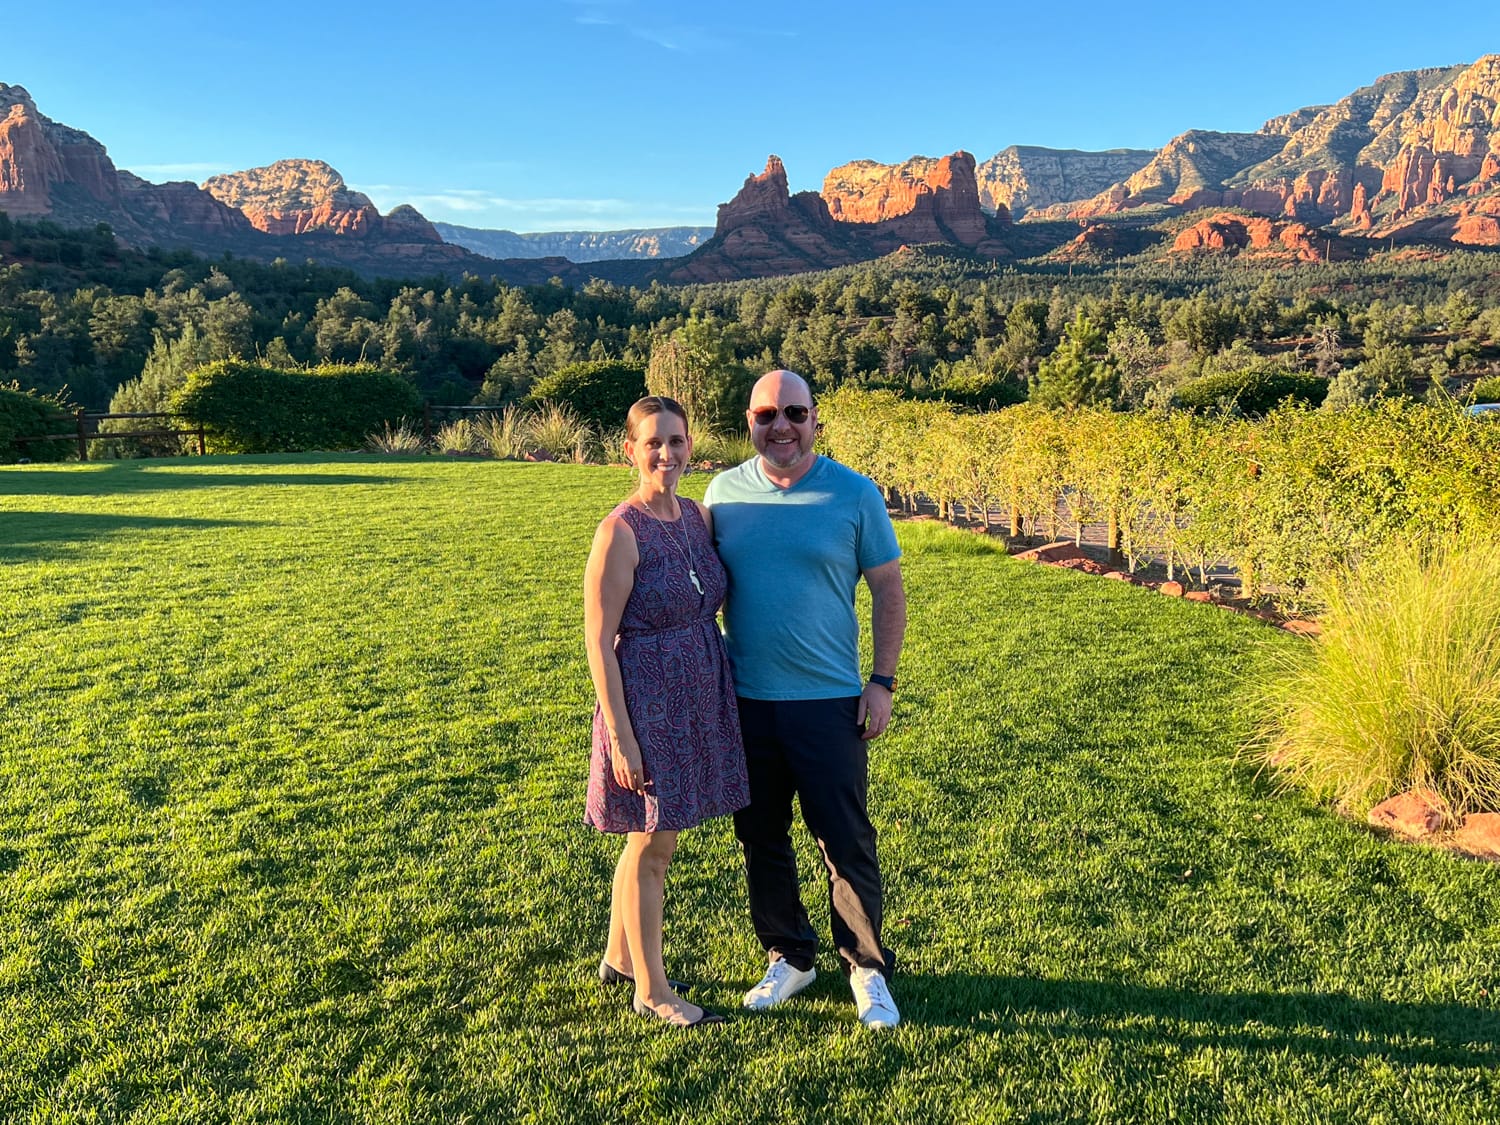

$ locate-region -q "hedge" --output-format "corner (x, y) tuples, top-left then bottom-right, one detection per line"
(171, 362), (423, 453)
(817, 389), (1500, 609)
(1172, 367), (1327, 415)
(523, 360), (647, 430)
(0, 385), (73, 463)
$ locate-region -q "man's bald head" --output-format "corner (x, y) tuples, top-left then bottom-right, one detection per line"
(749, 369), (812, 408)
(746, 369), (817, 481)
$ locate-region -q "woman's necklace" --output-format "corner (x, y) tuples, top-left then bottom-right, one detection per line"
(639, 492), (703, 596)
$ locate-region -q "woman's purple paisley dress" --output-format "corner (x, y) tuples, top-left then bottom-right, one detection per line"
(585, 498), (748, 833)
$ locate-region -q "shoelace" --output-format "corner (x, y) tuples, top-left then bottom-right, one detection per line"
(756, 963), (793, 992)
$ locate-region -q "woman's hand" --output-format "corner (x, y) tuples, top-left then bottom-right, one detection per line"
(610, 735), (647, 795)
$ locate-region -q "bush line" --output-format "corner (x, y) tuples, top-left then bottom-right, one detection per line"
(817, 389), (1500, 609)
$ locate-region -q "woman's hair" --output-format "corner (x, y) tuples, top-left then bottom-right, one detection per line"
(625, 395), (689, 440)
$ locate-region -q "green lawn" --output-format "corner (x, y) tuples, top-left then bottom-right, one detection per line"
(1, 455), (1496, 1124)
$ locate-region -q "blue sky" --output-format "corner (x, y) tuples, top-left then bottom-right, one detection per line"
(6, 3), (1499, 232)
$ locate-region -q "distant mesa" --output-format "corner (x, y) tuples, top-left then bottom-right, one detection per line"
(0, 86), (488, 277)
(434, 222), (712, 262)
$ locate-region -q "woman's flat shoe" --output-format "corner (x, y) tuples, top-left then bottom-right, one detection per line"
(632, 997), (727, 1027)
(598, 958), (689, 993)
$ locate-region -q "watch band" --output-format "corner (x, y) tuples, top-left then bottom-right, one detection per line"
(868, 673), (896, 692)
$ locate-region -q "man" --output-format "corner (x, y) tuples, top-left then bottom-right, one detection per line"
(703, 369), (907, 1031)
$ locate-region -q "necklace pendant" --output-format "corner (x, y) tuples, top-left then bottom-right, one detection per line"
(689, 569), (704, 595)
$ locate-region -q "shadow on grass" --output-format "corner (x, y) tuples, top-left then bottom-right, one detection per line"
(909, 973), (1498, 1067)
(0, 461), (404, 497)
(0, 511), (258, 563)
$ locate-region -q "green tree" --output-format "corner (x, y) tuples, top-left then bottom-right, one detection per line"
(1029, 314), (1118, 410)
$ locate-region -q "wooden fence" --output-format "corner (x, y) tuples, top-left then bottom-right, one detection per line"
(17, 410), (207, 460)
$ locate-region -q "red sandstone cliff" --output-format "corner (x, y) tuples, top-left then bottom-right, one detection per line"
(821, 151), (1007, 247)
(0, 84), (493, 278)
(0, 83), (120, 216)
(669, 154), (1011, 283)
(1047, 57), (1500, 245)
(203, 160), (380, 237)
(1170, 213), (1353, 261)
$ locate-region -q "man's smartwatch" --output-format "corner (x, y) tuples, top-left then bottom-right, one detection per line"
(867, 673), (897, 693)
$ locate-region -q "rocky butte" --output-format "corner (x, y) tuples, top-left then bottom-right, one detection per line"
(0, 84), (500, 278)
(669, 152), (1011, 283)
(203, 160), (380, 237)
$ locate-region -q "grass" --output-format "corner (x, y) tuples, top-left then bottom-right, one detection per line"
(1262, 537), (1500, 817)
(0, 457), (1497, 1123)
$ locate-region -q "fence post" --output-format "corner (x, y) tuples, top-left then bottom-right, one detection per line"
(196, 421), (206, 456)
(423, 402), (433, 445)
(75, 409), (88, 462)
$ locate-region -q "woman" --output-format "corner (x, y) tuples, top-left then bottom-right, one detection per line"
(583, 396), (748, 1028)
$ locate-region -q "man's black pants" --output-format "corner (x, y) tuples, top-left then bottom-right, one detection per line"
(733, 696), (893, 977)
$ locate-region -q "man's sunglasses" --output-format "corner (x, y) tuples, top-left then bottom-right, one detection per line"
(750, 405), (812, 426)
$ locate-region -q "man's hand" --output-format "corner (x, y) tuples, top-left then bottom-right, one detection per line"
(858, 682), (893, 741)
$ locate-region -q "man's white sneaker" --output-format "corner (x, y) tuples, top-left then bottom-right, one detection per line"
(850, 967), (900, 1030)
(742, 960), (816, 1010)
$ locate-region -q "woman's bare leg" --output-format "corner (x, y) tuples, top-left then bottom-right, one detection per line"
(618, 829), (703, 1024)
(603, 846), (632, 973)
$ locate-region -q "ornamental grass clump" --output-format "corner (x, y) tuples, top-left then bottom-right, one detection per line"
(1261, 536), (1500, 817)
(472, 407), (527, 459)
(693, 427), (755, 468)
(365, 422), (427, 454)
(524, 401), (594, 463)
(434, 417), (479, 454)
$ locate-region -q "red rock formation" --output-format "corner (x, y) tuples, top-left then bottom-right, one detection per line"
(1453, 213), (1500, 244)
(822, 152), (1010, 244)
(1349, 182), (1372, 229)
(1054, 222), (1161, 260)
(203, 159), (380, 237)
(670, 155), (1010, 283)
(118, 172), (254, 235)
(0, 83), (119, 216)
(1171, 212), (1345, 261)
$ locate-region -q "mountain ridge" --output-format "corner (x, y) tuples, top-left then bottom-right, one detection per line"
(6, 56), (1500, 285)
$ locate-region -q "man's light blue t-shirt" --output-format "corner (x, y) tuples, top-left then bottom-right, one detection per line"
(704, 455), (900, 701)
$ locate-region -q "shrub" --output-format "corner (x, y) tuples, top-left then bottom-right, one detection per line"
(1174, 366), (1326, 415)
(523, 360), (645, 430)
(1261, 537), (1500, 817)
(0, 382), (74, 462)
(1471, 375), (1500, 404)
(928, 358), (1028, 409)
(172, 361), (423, 453)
